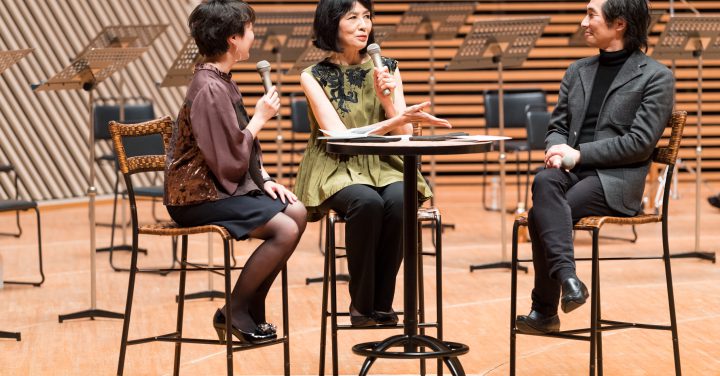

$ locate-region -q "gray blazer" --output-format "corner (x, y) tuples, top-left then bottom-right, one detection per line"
(546, 50), (675, 216)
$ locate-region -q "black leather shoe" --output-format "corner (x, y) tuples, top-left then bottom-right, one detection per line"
(349, 304), (377, 327)
(709, 195), (720, 209)
(516, 310), (560, 334)
(213, 309), (277, 344)
(561, 277), (589, 313)
(372, 309), (399, 326)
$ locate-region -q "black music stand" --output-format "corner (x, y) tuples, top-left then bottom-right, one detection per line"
(568, 11), (663, 46)
(0, 48), (33, 341)
(446, 17), (549, 272)
(34, 44), (149, 322)
(653, 16), (720, 263)
(251, 11), (314, 184)
(81, 25), (167, 256)
(387, 2), (475, 204)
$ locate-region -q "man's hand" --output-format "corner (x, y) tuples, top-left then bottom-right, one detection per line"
(263, 181), (297, 204)
(545, 144), (580, 170)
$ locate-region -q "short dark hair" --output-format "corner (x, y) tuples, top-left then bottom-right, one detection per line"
(188, 0), (255, 58)
(312, 0), (375, 54)
(602, 0), (650, 52)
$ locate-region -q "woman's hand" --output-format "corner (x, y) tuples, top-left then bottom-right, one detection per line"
(254, 86), (280, 123)
(263, 181), (298, 204)
(373, 67), (396, 100)
(401, 102), (451, 129)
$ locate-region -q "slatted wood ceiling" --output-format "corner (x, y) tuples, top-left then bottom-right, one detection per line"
(1, 0), (719, 200)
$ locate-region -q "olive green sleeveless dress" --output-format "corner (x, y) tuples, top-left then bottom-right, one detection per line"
(294, 57), (432, 222)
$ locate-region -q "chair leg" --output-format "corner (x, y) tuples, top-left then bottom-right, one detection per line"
(282, 266), (290, 376)
(4, 208), (44, 286)
(318, 223), (330, 376)
(589, 229), (599, 376)
(417, 220), (427, 376)
(434, 213), (444, 376)
(116, 229), (142, 376)
(328, 217), (340, 376)
(173, 236), (189, 376)
(509, 221), (520, 376)
(596, 251), (603, 376)
(662, 221), (682, 375)
(223, 239), (234, 376)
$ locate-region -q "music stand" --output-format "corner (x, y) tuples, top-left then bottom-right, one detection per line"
(82, 25), (167, 255)
(653, 16), (720, 263)
(387, 2), (475, 204)
(34, 46), (149, 322)
(568, 11), (663, 46)
(251, 11), (314, 184)
(0, 48), (33, 341)
(159, 38), (201, 88)
(446, 17), (549, 272)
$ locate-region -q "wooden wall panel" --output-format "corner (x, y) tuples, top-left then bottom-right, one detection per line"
(1, 0), (720, 200)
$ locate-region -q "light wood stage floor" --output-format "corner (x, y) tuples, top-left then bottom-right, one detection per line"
(1, 183), (719, 376)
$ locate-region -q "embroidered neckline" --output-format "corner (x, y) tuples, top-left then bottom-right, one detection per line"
(194, 63), (233, 82)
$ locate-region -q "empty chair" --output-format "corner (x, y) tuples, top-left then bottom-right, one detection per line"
(482, 89), (547, 212)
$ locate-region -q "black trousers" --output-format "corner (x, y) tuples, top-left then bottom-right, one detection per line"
(527, 168), (624, 316)
(321, 182), (404, 315)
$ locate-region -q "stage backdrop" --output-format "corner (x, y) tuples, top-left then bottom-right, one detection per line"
(1, 0), (719, 201)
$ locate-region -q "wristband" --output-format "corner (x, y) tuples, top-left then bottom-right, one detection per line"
(263, 176), (276, 183)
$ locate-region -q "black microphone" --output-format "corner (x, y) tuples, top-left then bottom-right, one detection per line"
(366, 43), (390, 96)
(256, 60), (272, 93)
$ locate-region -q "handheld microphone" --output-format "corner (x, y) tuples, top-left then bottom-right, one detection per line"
(256, 60), (272, 93)
(560, 154), (576, 170)
(366, 43), (390, 96)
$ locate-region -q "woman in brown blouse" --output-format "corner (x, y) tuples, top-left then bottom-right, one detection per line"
(164, 0), (306, 344)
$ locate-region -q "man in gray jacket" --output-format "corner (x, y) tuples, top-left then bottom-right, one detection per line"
(516, 0), (674, 334)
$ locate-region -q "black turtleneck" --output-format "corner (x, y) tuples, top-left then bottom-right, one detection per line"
(577, 48), (632, 145)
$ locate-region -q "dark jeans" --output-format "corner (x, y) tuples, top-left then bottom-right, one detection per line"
(528, 168), (624, 316)
(321, 182), (404, 315)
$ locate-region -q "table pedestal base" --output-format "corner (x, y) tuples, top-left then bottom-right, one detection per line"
(352, 334), (469, 376)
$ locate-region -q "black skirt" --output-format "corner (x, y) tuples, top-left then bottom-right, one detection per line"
(166, 193), (288, 240)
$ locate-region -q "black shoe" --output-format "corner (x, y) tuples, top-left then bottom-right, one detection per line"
(257, 321), (277, 335)
(213, 309), (277, 344)
(709, 195), (720, 209)
(516, 310), (560, 334)
(561, 277), (589, 313)
(372, 309), (399, 326)
(349, 304), (377, 327)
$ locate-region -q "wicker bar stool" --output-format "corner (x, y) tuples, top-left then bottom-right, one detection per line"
(509, 111), (687, 375)
(318, 205), (444, 376)
(111, 117), (290, 376)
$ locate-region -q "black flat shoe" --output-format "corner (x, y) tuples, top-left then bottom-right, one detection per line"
(561, 277), (589, 313)
(372, 309), (399, 326)
(213, 309), (277, 344)
(516, 310), (560, 334)
(349, 304), (377, 327)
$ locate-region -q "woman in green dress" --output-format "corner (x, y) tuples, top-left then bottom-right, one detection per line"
(295, 0), (450, 327)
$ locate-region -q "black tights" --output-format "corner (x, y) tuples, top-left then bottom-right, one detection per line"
(223, 201), (307, 332)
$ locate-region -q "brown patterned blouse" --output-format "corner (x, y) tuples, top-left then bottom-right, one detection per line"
(164, 64), (265, 206)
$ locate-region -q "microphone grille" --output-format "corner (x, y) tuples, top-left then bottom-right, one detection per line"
(366, 43), (381, 54)
(256, 60), (271, 72)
